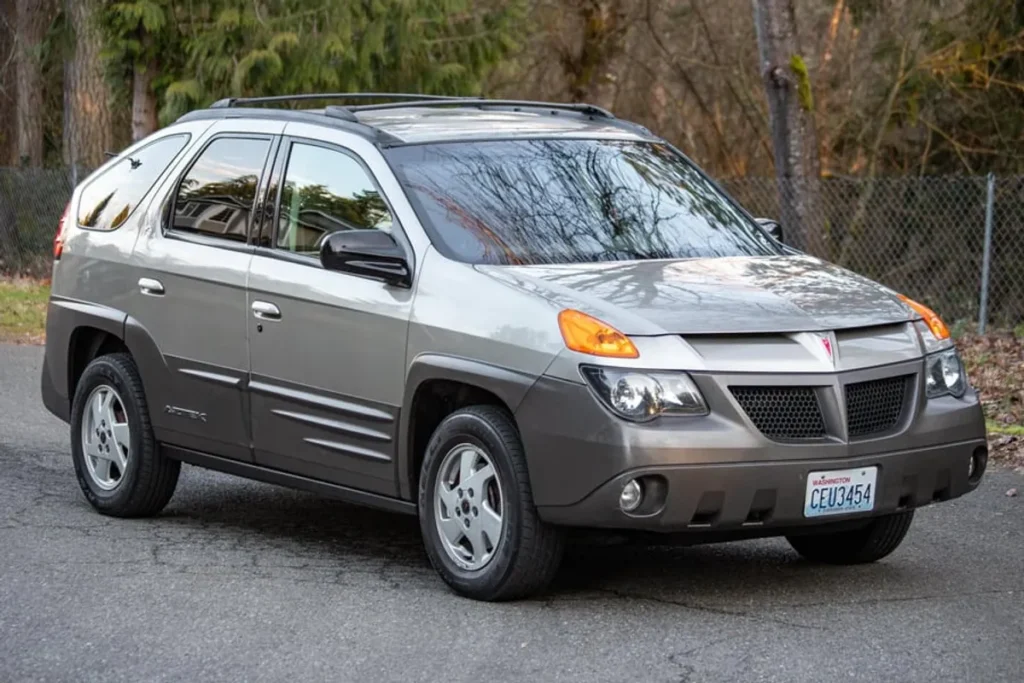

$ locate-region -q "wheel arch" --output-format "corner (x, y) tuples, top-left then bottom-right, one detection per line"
(42, 299), (127, 422)
(398, 354), (540, 501)
(41, 298), (169, 426)
(68, 326), (129, 398)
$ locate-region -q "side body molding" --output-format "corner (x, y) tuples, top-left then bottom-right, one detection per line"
(397, 354), (541, 500)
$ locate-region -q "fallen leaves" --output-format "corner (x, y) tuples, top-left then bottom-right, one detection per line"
(957, 331), (1024, 471)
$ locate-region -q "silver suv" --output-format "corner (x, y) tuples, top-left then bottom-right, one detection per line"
(41, 94), (988, 601)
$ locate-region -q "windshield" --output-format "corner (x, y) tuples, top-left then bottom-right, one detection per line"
(384, 138), (781, 265)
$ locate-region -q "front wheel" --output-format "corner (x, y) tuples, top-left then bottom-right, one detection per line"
(418, 405), (564, 601)
(786, 510), (915, 565)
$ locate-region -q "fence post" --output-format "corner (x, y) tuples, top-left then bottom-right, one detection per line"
(978, 172), (996, 334)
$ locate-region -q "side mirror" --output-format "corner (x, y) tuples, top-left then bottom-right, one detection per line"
(755, 218), (784, 243)
(320, 229), (412, 288)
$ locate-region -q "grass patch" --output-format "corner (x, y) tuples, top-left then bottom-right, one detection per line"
(0, 278), (50, 343)
(987, 420), (1024, 437)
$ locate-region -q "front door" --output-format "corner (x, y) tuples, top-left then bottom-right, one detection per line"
(247, 135), (413, 495)
(128, 121), (281, 461)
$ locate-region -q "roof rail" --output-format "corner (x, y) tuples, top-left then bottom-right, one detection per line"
(350, 98), (616, 119)
(207, 93), (615, 119)
(209, 93), (468, 108)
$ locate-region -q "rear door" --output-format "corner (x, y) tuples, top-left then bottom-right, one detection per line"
(128, 119), (282, 461)
(246, 127), (415, 495)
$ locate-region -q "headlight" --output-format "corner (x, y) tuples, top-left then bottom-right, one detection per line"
(580, 366), (708, 422)
(925, 349), (966, 399)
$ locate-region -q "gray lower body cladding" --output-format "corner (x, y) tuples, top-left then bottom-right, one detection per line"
(536, 439), (986, 531)
(516, 369), (987, 531)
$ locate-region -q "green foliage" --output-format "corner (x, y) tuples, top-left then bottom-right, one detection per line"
(100, 1), (172, 66)
(789, 54), (813, 112)
(151, 0), (526, 123)
(99, 0), (181, 111)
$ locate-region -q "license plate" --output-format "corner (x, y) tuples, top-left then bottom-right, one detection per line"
(804, 467), (878, 518)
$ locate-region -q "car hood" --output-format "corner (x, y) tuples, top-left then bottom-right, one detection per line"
(477, 255), (914, 335)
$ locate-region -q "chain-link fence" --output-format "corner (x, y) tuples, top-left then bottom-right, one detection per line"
(1, 166), (1022, 329)
(0, 167), (78, 279)
(722, 175), (1024, 331)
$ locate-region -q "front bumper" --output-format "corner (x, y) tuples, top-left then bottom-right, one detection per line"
(514, 363), (987, 532)
(536, 439), (986, 531)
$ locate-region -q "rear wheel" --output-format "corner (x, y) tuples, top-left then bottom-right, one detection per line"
(418, 405), (564, 601)
(786, 511), (914, 564)
(70, 353), (180, 517)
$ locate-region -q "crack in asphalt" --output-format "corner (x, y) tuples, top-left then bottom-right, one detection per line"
(777, 587), (1022, 609)
(586, 586), (819, 629)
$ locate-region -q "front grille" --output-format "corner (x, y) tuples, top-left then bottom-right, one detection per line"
(845, 375), (910, 437)
(730, 386), (826, 440)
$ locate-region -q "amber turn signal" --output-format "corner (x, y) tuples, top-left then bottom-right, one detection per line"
(899, 294), (950, 340)
(558, 309), (639, 358)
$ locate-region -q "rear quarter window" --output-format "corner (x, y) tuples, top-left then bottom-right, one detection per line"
(77, 133), (191, 231)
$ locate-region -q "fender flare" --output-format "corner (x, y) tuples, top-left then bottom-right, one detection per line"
(45, 298), (127, 400)
(396, 354), (540, 500)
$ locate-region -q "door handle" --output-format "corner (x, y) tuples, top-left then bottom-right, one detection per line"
(138, 278), (165, 296)
(252, 301), (281, 321)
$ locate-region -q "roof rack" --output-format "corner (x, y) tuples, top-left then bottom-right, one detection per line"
(209, 93), (467, 108)
(349, 98), (615, 119)
(207, 93), (616, 120)
(186, 93), (636, 143)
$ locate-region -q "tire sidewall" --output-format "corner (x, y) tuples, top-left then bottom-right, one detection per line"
(70, 357), (147, 510)
(418, 411), (524, 596)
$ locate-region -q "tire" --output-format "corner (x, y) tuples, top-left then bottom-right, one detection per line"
(418, 405), (564, 601)
(786, 510), (915, 565)
(69, 352), (180, 517)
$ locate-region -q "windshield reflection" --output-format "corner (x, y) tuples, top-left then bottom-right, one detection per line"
(387, 139), (780, 265)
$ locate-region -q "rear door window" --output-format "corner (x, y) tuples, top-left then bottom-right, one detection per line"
(77, 134), (190, 231)
(171, 137), (272, 243)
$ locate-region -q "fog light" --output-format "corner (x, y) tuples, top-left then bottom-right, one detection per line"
(620, 479), (643, 512)
(968, 446), (987, 484)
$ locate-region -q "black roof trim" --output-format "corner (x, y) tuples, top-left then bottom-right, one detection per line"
(348, 98), (616, 119)
(175, 107), (401, 145)
(209, 93), (467, 108)
(178, 94), (652, 143)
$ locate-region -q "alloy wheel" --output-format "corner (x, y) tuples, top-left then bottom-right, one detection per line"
(80, 385), (131, 491)
(434, 443), (505, 571)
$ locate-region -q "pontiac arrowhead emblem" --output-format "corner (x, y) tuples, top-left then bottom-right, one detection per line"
(815, 332), (837, 367)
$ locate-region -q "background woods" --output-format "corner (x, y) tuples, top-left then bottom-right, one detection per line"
(0, 0), (1023, 327)
(1, 0), (1023, 176)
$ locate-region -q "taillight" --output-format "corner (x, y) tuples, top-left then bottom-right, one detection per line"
(54, 202), (70, 260)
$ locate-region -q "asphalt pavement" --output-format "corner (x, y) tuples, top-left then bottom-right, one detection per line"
(1, 343), (1022, 683)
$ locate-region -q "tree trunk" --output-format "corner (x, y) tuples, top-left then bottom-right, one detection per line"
(751, 0), (824, 256)
(0, 2), (19, 272)
(63, 0), (113, 174)
(15, 0), (52, 167)
(131, 58), (158, 141)
(1, 0), (16, 166)
(563, 0), (630, 112)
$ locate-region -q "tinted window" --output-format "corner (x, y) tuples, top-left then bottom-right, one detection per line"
(275, 143), (393, 255)
(385, 139), (781, 265)
(78, 134), (189, 230)
(172, 137), (271, 242)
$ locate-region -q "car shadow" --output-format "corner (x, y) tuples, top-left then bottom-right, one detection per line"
(147, 469), (921, 604)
